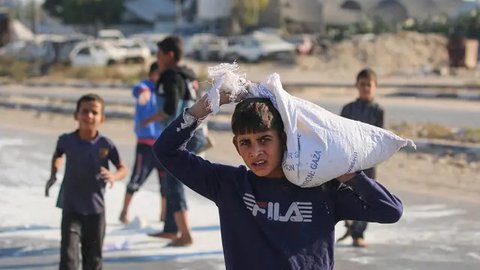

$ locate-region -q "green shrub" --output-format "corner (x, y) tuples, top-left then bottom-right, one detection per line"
(419, 123), (454, 140)
(459, 127), (480, 143)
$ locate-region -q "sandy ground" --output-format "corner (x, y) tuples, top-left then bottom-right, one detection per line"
(1, 107), (479, 205)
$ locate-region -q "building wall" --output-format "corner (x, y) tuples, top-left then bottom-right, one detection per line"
(197, 0), (232, 20)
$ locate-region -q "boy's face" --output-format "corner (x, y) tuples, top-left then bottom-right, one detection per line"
(74, 100), (104, 132)
(356, 77), (376, 101)
(150, 70), (160, 83)
(233, 130), (285, 178)
(156, 48), (174, 71)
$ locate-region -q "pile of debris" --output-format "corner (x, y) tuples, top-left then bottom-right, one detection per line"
(321, 31), (449, 77)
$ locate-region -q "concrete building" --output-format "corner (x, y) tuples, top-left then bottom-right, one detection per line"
(121, 0), (231, 34)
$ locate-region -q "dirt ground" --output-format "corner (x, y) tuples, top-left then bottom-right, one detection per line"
(1, 107), (478, 205)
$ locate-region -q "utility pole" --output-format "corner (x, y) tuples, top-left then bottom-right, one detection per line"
(29, 0), (36, 35)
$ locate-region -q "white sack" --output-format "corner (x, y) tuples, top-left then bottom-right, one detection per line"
(206, 63), (415, 187)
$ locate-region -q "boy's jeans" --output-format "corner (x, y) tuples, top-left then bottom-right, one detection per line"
(60, 211), (105, 270)
(162, 128), (206, 233)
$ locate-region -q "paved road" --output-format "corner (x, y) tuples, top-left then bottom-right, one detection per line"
(1, 84), (480, 128)
(0, 124), (479, 270)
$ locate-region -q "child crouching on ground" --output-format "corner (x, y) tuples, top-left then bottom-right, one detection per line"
(153, 92), (403, 270)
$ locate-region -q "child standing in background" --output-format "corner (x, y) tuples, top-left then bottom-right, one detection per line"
(339, 68), (385, 247)
(119, 62), (168, 225)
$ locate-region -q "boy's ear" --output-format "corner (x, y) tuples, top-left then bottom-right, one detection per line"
(73, 112), (78, 121)
(167, 51), (175, 62)
(232, 136), (240, 155)
(101, 114), (106, 123)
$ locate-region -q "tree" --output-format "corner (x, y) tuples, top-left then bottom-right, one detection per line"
(42, 0), (123, 25)
(231, 0), (269, 33)
(451, 8), (480, 40)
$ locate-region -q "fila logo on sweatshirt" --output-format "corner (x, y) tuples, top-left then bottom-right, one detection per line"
(243, 193), (313, 222)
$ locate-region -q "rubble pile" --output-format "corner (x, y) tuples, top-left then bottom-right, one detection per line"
(324, 31), (449, 76)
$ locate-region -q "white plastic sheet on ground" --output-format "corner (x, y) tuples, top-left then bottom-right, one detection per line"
(206, 63), (416, 187)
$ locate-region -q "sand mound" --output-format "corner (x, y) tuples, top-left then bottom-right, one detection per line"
(322, 31), (449, 77)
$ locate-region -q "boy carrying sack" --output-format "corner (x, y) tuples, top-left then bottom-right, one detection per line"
(152, 65), (404, 269)
(205, 63), (415, 187)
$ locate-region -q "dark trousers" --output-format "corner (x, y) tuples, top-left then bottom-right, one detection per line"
(126, 143), (166, 195)
(59, 211), (105, 270)
(350, 167), (376, 239)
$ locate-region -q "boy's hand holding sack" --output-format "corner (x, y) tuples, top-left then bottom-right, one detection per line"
(205, 63), (416, 187)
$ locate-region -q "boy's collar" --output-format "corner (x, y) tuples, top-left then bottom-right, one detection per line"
(75, 129), (101, 142)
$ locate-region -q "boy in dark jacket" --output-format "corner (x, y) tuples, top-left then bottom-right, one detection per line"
(339, 68), (385, 247)
(153, 88), (402, 269)
(143, 36), (204, 246)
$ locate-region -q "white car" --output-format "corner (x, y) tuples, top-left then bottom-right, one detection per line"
(69, 40), (126, 67)
(130, 33), (168, 55)
(220, 31), (295, 63)
(116, 39), (151, 63)
(98, 29), (124, 41)
(185, 33), (227, 61)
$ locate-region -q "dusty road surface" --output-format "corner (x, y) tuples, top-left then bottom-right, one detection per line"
(0, 107), (479, 270)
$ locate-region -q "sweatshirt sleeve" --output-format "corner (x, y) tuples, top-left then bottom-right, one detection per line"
(334, 172), (403, 224)
(153, 111), (229, 203)
(340, 103), (350, 118)
(132, 83), (147, 99)
(376, 106), (385, 128)
(54, 134), (66, 157)
(161, 72), (183, 116)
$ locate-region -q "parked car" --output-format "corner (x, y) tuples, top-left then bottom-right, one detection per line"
(69, 40), (126, 67)
(97, 29), (124, 41)
(130, 32), (168, 55)
(185, 33), (227, 61)
(116, 39), (151, 63)
(220, 31), (295, 63)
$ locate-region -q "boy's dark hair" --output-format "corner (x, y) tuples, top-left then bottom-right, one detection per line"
(75, 94), (105, 114)
(356, 68), (377, 84)
(157, 36), (183, 62)
(149, 62), (159, 75)
(231, 98), (284, 135)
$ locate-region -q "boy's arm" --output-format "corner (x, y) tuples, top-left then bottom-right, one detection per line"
(45, 152), (63, 197)
(100, 162), (128, 188)
(142, 75), (181, 127)
(162, 75), (182, 116)
(133, 83), (152, 106)
(101, 142), (128, 188)
(132, 83), (142, 98)
(376, 107), (384, 128)
(334, 172), (403, 224)
(142, 111), (168, 127)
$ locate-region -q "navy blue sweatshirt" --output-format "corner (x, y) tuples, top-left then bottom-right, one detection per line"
(154, 112), (403, 270)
